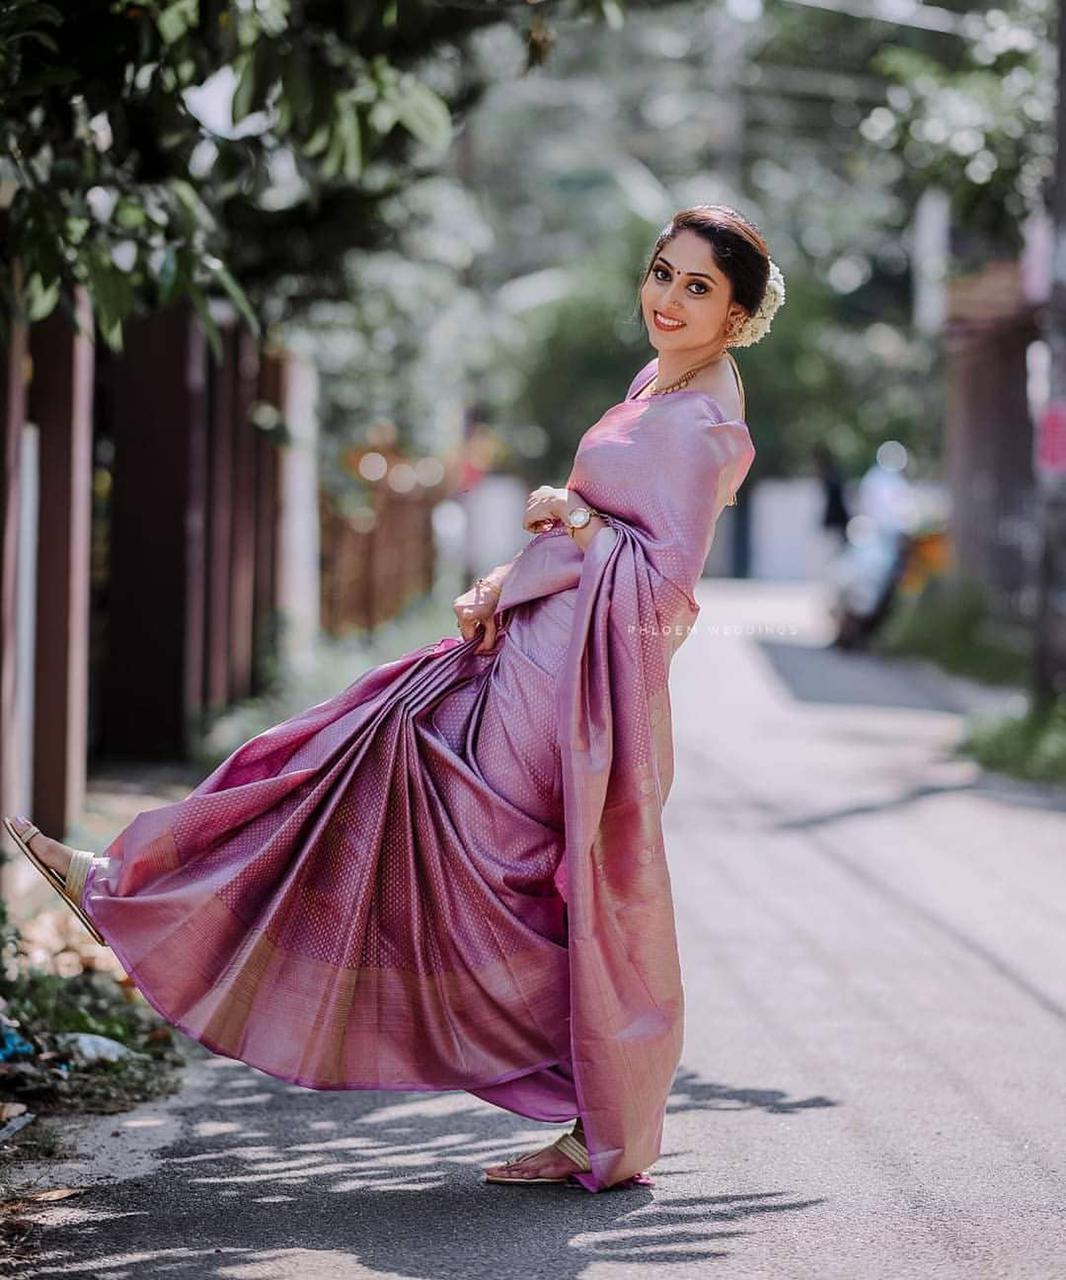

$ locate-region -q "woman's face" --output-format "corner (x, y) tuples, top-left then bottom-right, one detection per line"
(640, 229), (748, 355)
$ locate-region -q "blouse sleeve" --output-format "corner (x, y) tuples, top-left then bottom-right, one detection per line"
(564, 402), (756, 636)
(624, 357), (657, 402)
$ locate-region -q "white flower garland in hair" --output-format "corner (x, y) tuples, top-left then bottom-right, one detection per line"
(729, 259), (786, 348)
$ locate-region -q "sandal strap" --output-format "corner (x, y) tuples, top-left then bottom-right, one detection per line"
(64, 848), (94, 906)
(552, 1131), (591, 1171)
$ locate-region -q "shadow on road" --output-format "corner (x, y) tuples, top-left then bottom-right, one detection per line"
(758, 638), (1014, 715)
(668, 1066), (836, 1118)
(20, 1053), (827, 1278)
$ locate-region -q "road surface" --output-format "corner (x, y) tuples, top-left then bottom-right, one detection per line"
(14, 581), (1066, 1279)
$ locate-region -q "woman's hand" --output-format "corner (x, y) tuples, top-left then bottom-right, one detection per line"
(453, 577), (502, 654)
(523, 485), (570, 534)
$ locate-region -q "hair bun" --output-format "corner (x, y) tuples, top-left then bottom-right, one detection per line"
(730, 259), (786, 348)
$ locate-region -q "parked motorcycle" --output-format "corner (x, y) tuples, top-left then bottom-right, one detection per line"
(827, 519), (951, 650)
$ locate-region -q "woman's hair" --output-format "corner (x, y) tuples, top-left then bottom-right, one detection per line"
(634, 204), (771, 321)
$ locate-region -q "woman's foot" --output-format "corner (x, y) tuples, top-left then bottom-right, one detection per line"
(483, 1140), (587, 1183)
(5, 814), (108, 947)
(5, 815), (74, 878)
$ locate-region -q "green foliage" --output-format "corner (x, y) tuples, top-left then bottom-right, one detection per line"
(0, 894), (183, 1114)
(4, 964), (155, 1046)
(874, 571), (1033, 686)
(859, 0), (1054, 261)
(0, 0), (631, 352)
(872, 570), (1066, 783)
(0, 0), (263, 352)
(959, 696), (1066, 784)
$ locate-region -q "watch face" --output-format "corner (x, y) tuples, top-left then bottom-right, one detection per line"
(569, 507), (591, 528)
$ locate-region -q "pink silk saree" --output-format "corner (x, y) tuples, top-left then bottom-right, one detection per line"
(80, 356), (755, 1191)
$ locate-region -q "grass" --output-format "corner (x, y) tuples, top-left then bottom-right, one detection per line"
(956, 697), (1066, 785)
(873, 571), (1066, 786)
(872, 572), (1032, 687)
(1, 906), (185, 1120)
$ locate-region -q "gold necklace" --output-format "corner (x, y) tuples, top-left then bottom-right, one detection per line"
(649, 351), (725, 396)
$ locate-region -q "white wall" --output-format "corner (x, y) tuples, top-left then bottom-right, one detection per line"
(748, 477), (949, 581)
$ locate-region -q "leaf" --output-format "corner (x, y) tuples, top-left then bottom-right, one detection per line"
(17, 3), (63, 26)
(170, 179), (214, 230)
(157, 247), (180, 304)
(302, 122), (331, 158)
(596, 0), (626, 29)
(188, 287), (222, 363)
(85, 250), (132, 352)
(211, 262), (260, 338)
(25, 272), (59, 322)
(393, 78), (452, 151)
(232, 39), (277, 125)
(96, 311), (124, 353)
(338, 104), (363, 179)
(320, 120), (347, 181)
(368, 97), (398, 135)
(281, 48), (311, 129)
(27, 1187), (84, 1202)
(13, 29), (59, 55)
(231, 50), (258, 125)
(65, 216), (90, 246)
(114, 200), (147, 231)
(157, 0), (198, 46)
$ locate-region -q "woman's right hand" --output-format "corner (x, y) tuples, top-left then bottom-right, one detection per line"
(453, 578), (501, 653)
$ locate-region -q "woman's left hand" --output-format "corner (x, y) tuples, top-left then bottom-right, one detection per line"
(524, 485), (569, 533)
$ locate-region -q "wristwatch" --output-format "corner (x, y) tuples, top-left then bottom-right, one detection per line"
(563, 504), (602, 538)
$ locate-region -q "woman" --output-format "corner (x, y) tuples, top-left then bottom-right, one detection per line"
(5, 203), (783, 1192)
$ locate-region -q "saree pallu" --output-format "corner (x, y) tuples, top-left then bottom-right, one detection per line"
(81, 360), (756, 1191)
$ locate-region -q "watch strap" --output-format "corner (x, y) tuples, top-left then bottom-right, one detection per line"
(564, 504), (604, 537)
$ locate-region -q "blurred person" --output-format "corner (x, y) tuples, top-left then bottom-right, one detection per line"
(6, 206), (783, 1193)
(811, 440), (851, 580)
(826, 514), (904, 648)
(813, 441), (850, 545)
(828, 442), (918, 648)
(856, 440), (917, 553)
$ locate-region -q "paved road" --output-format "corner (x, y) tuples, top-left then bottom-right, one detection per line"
(15, 581), (1066, 1279)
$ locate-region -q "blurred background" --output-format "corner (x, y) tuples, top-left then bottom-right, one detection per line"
(1, 0), (1064, 950)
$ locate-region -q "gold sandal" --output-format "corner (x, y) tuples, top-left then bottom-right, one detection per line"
(3, 815), (106, 945)
(483, 1129), (592, 1185)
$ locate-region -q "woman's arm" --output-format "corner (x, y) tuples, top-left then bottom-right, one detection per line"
(564, 512), (609, 553)
(476, 547), (525, 595)
(545, 490), (611, 554)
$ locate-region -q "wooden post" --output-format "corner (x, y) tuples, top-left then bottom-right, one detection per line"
(0, 260), (28, 850)
(228, 329), (258, 700)
(204, 321), (237, 715)
(28, 287), (94, 834)
(944, 260), (1038, 621)
(253, 348), (282, 692)
(100, 301), (208, 758)
(1033, 0), (1066, 702)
